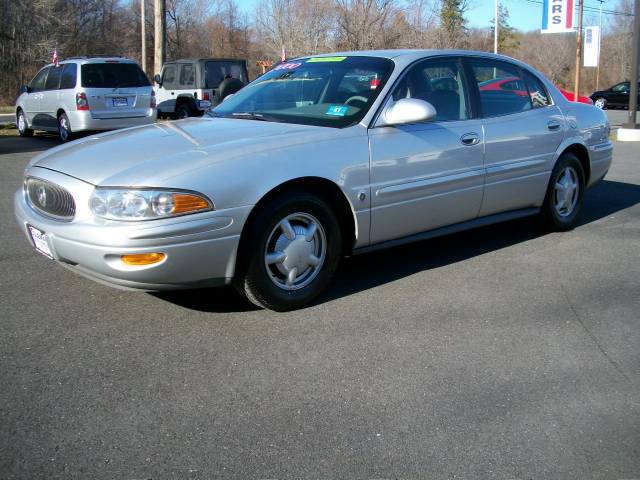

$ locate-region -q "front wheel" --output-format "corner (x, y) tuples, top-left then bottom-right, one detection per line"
(594, 97), (607, 109)
(16, 110), (33, 137)
(541, 153), (585, 231)
(58, 112), (73, 142)
(234, 192), (342, 311)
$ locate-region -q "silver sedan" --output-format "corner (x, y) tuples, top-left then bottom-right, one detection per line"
(14, 50), (613, 311)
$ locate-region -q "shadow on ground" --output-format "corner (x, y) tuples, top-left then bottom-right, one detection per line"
(154, 179), (640, 313)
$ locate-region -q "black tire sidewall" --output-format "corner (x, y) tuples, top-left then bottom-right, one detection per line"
(176, 104), (191, 119)
(238, 193), (342, 311)
(543, 153), (585, 231)
(58, 113), (72, 142)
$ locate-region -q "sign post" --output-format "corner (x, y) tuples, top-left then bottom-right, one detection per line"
(573, 0), (584, 103)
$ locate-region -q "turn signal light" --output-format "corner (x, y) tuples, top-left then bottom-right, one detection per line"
(121, 252), (166, 266)
(173, 194), (211, 214)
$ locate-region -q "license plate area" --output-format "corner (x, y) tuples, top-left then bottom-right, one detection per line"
(112, 97), (128, 107)
(27, 225), (53, 259)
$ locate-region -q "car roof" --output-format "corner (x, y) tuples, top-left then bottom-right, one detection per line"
(165, 58), (247, 64)
(44, 57), (138, 67)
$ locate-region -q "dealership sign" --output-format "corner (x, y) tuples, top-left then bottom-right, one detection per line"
(541, 0), (574, 33)
(584, 26), (601, 67)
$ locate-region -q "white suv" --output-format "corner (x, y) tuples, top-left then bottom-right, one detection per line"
(15, 56), (156, 142)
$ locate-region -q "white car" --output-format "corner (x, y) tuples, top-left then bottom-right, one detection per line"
(15, 56), (156, 142)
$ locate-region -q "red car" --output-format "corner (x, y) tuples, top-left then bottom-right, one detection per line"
(478, 76), (528, 97)
(556, 86), (593, 105)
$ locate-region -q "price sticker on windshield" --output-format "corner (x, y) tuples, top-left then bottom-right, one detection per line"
(274, 62), (301, 71)
(326, 105), (349, 116)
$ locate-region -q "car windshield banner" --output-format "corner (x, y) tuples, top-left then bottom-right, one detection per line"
(541, 0), (574, 33)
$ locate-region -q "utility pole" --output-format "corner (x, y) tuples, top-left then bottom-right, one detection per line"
(141, 0), (146, 74)
(154, 0), (165, 76)
(625, 0), (639, 128)
(573, 0), (584, 102)
(595, 0), (604, 90)
(494, 0), (499, 54)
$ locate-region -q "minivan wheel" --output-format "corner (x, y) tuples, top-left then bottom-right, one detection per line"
(16, 110), (33, 137)
(594, 97), (607, 109)
(58, 113), (73, 142)
(234, 192), (342, 311)
(176, 104), (192, 119)
(541, 153), (585, 231)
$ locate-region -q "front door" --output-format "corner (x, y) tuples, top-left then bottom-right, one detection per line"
(369, 57), (485, 244)
(25, 67), (50, 127)
(156, 64), (177, 113)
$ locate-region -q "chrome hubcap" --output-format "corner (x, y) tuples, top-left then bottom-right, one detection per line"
(554, 166), (579, 217)
(595, 98), (605, 109)
(18, 113), (25, 132)
(264, 213), (326, 291)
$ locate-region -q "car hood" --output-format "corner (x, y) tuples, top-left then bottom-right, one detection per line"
(29, 117), (336, 186)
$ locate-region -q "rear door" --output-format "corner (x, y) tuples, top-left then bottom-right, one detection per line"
(466, 58), (564, 216)
(81, 61), (152, 119)
(41, 64), (63, 128)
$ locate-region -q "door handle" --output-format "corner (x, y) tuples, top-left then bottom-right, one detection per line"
(460, 132), (480, 146)
(547, 120), (561, 130)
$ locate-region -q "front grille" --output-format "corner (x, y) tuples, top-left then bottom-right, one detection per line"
(25, 177), (76, 221)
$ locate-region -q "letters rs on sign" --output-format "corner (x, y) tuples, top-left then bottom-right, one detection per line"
(541, 0), (574, 33)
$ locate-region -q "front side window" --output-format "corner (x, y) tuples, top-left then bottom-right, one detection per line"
(81, 62), (150, 88)
(44, 65), (63, 90)
(180, 64), (195, 87)
(389, 57), (469, 121)
(30, 67), (50, 92)
(523, 70), (551, 108)
(162, 65), (176, 89)
(611, 82), (629, 92)
(212, 56), (394, 128)
(470, 59), (532, 117)
(60, 63), (77, 89)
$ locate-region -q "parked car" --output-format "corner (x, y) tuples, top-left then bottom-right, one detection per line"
(590, 81), (640, 109)
(15, 56), (156, 142)
(154, 58), (249, 119)
(556, 86), (593, 105)
(15, 51), (612, 311)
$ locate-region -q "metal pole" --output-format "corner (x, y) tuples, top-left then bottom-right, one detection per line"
(626, 0), (639, 128)
(494, 0), (499, 54)
(154, 0), (165, 76)
(141, 0), (146, 74)
(574, 0), (584, 102)
(596, 0), (603, 90)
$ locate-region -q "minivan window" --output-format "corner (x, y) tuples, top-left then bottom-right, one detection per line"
(180, 64), (195, 87)
(60, 63), (77, 89)
(30, 67), (50, 92)
(45, 65), (63, 90)
(523, 71), (551, 108)
(205, 61), (248, 88)
(81, 62), (150, 88)
(469, 59), (532, 117)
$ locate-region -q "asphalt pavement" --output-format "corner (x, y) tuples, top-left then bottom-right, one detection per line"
(0, 136), (639, 479)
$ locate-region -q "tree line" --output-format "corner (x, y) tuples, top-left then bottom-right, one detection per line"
(0, 0), (634, 105)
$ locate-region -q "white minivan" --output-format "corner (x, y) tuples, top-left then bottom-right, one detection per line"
(15, 56), (156, 142)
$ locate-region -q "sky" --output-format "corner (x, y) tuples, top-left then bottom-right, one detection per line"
(234, 0), (611, 33)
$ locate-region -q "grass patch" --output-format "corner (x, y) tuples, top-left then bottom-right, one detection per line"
(0, 123), (18, 136)
(0, 106), (14, 114)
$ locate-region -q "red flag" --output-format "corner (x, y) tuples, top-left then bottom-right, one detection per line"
(52, 48), (59, 66)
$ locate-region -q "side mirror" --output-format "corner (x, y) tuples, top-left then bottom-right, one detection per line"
(154, 74), (162, 85)
(20, 85), (30, 94)
(379, 98), (437, 126)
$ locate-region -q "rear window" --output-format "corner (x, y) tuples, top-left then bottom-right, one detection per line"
(81, 62), (150, 88)
(205, 61), (247, 88)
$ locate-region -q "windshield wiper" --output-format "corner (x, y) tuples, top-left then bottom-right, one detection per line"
(231, 112), (269, 121)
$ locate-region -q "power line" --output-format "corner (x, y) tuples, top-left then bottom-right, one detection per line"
(518, 0), (633, 16)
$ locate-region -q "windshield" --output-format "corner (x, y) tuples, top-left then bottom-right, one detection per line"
(211, 56), (394, 128)
(81, 62), (150, 88)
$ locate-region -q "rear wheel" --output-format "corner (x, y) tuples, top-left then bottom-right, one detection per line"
(16, 109), (33, 137)
(176, 103), (192, 119)
(57, 112), (73, 142)
(234, 192), (342, 311)
(541, 153), (585, 231)
(594, 97), (607, 109)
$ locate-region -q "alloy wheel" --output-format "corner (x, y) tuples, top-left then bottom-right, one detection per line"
(554, 166), (579, 217)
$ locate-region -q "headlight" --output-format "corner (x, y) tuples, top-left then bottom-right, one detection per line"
(89, 188), (212, 221)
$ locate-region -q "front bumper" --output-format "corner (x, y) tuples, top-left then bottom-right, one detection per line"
(14, 168), (251, 291)
(68, 109), (157, 132)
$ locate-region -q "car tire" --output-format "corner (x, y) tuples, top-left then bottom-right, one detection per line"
(234, 192), (342, 311)
(594, 97), (607, 109)
(57, 112), (73, 142)
(541, 153), (585, 231)
(176, 103), (192, 119)
(16, 109), (33, 137)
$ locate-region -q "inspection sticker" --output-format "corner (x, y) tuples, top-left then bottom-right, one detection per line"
(274, 62), (302, 71)
(326, 105), (349, 116)
(307, 56), (347, 63)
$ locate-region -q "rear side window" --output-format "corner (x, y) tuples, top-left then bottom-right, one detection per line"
(60, 63), (77, 89)
(523, 71), (551, 108)
(205, 61), (247, 88)
(469, 59), (532, 117)
(162, 65), (176, 89)
(179, 64), (195, 87)
(30, 67), (50, 92)
(81, 62), (150, 88)
(44, 65), (63, 90)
